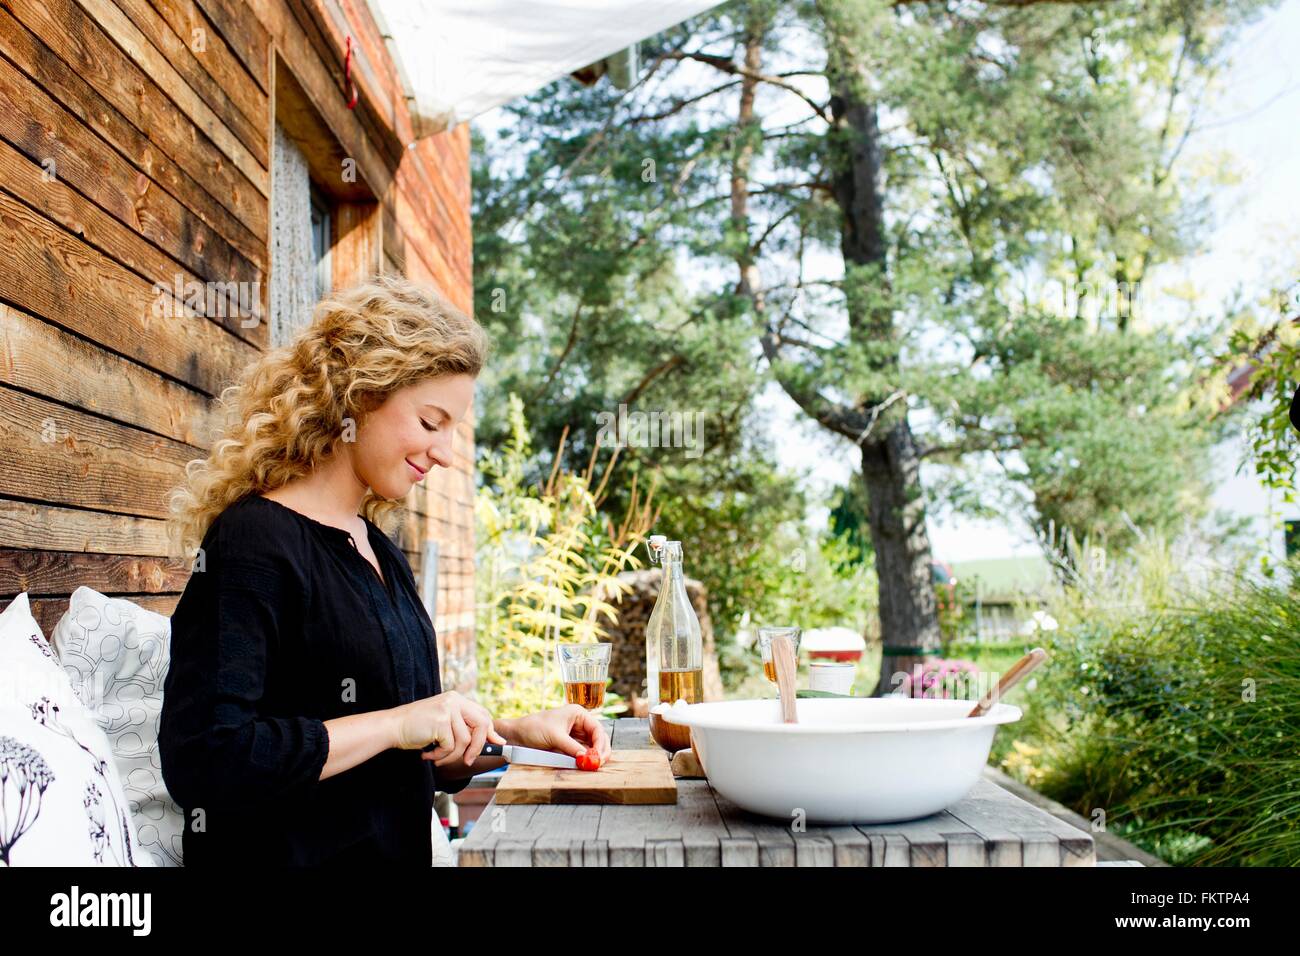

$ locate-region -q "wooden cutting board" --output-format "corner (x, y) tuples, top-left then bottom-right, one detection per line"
(494, 749), (677, 805)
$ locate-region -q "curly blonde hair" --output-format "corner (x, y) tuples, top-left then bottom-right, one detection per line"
(168, 274), (489, 555)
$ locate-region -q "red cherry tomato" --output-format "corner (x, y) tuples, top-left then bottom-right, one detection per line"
(575, 748), (600, 772)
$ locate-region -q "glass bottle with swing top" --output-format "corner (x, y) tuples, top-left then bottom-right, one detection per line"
(644, 534), (703, 752)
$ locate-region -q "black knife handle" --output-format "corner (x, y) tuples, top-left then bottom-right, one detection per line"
(422, 742), (505, 756)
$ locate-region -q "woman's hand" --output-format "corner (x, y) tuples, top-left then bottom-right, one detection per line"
(390, 691), (506, 768)
(506, 705), (612, 765)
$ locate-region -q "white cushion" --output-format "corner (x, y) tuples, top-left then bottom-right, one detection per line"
(432, 805), (455, 866)
(50, 587), (182, 867)
(0, 593), (151, 866)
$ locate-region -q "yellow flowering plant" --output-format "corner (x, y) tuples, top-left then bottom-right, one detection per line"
(475, 396), (658, 716)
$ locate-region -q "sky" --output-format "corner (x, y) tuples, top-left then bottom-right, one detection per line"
(758, 0), (1300, 562)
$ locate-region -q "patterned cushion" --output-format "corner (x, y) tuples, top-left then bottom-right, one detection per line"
(432, 804), (453, 866)
(50, 587), (182, 867)
(0, 593), (150, 866)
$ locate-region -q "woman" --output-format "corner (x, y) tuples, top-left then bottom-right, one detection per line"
(159, 275), (610, 867)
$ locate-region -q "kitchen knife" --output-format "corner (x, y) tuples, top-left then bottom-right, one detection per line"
(421, 740), (578, 769)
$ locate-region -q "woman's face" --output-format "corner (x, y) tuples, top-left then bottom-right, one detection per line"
(349, 373), (476, 499)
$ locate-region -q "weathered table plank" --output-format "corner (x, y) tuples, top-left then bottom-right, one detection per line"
(945, 778), (1097, 867)
(857, 809), (987, 867)
(710, 789), (797, 867)
(610, 717), (652, 751)
(457, 717), (1095, 867)
(530, 804), (604, 866)
(456, 802), (541, 867)
(597, 781), (729, 866)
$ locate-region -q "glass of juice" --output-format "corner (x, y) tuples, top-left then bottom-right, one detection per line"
(558, 642), (612, 710)
(758, 626), (802, 687)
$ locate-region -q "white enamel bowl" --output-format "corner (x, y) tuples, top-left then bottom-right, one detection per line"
(658, 697), (1021, 824)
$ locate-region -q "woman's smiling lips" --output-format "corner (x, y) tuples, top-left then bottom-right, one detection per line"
(405, 459), (427, 480)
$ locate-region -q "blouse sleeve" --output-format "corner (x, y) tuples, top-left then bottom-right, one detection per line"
(160, 533), (330, 813)
(432, 766), (476, 796)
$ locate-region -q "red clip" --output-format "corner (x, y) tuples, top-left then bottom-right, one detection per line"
(344, 35), (358, 109)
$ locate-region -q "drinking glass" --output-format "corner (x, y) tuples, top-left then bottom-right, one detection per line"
(757, 626), (802, 688)
(558, 643), (612, 710)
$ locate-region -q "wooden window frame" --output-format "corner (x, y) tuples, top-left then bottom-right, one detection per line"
(272, 53), (382, 292)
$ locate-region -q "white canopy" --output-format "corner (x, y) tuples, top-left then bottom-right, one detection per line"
(367, 0), (725, 139)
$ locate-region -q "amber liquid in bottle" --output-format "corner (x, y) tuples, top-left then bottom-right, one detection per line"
(564, 681), (606, 710)
(659, 669), (704, 704)
(645, 538), (704, 754)
(650, 668), (703, 752)
(763, 660), (777, 682)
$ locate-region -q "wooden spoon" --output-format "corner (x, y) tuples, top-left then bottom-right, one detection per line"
(966, 647), (1049, 717)
(772, 633), (799, 724)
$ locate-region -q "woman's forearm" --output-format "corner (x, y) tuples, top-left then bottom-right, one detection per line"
(318, 711), (522, 784)
(318, 709), (402, 782)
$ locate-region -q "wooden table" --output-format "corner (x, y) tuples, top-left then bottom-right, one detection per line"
(457, 718), (1095, 867)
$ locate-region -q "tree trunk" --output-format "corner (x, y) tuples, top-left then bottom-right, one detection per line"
(860, 418), (942, 696)
(727, 12), (942, 697)
(824, 38), (943, 697)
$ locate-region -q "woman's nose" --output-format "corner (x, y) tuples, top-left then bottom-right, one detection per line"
(426, 430), (454, 469)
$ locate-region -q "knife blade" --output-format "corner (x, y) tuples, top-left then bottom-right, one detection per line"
(421, 740), (578, 770)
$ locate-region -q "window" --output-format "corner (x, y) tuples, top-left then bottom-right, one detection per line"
(269, 121), (321, 347)
(270, 55), (382, 347)
(310, 187), (331, 304)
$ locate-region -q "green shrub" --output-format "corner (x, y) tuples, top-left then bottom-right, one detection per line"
(998, 537), (1300, 866)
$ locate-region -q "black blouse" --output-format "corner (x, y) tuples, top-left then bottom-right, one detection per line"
(159, 493), (472, 867)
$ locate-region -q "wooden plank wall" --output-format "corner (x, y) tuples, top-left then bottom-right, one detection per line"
(0, 0), (479, 691)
